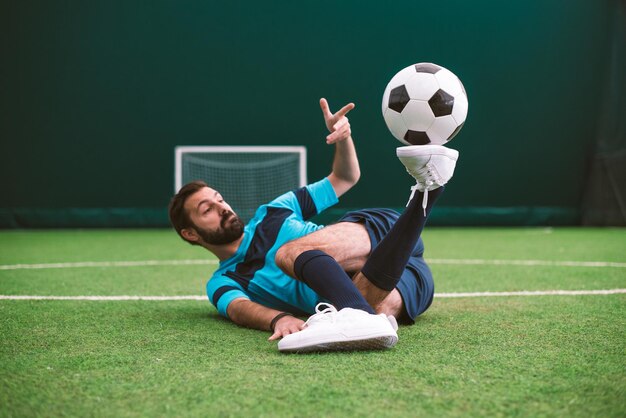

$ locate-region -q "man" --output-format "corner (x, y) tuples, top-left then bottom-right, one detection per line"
(168, 98), (458, 352)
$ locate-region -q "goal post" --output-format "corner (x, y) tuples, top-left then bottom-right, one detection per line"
(174, 146), (307, 222)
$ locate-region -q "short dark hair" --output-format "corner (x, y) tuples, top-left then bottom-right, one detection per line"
(168, 180), (209, 244)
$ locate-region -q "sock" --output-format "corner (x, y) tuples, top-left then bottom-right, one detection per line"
(361, 186), (444, 291)
(294, 249), (375, 314)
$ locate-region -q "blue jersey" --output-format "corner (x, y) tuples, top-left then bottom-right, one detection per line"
(206, 178), (338, 318)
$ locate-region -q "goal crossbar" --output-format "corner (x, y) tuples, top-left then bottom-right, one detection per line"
(174, 146), (307, 192)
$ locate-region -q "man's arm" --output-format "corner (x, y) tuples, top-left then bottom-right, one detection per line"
(320, 98), (361, 198)
(226, 297), (305, 341)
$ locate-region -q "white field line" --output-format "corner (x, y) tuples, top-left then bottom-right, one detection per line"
(435, 289), (626, 297)
(428, 258), (626, 268)
(0, 258), (625, 271)
(0, 259), (218, 270)
(1, 289), (625, 301)
(0, 295), (208, 301)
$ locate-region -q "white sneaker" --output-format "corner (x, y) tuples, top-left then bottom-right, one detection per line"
(396, 145), (459, 213)
(277, 303), (399, 353)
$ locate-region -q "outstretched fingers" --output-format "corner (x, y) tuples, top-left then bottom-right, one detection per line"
(320, 98), (332, 119)
(320, 98), (356, 142)
(320, 98), (355, 122)
(335, 102), (355, 119)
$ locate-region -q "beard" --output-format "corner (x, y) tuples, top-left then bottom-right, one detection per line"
(195, 211), (244, 245)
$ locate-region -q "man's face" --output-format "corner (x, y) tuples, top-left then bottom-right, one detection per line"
(183, 187), (244, 245)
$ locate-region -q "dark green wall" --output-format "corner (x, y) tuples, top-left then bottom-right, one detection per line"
(0, 1), (616, 226)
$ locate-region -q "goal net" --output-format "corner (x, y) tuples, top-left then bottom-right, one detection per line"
(175, 146), (307, 222)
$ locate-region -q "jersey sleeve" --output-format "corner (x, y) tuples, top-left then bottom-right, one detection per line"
(304, 177), (339, 216)
(206, 272), (250, 318)
(264, 177), (338, 220)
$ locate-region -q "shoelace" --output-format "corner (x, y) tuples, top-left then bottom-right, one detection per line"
(406, 164), (441, 215)
(304, 303), (338, 327)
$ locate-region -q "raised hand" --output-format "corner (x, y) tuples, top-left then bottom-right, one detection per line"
(320, 98), (355, 144)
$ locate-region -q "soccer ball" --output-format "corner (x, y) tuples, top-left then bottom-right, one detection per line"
(382, 63), (468, 146)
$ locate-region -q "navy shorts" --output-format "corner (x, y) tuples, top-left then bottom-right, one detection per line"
(338, 208), (435, 324)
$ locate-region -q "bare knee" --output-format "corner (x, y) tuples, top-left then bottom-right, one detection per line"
(274, 222), (372, 279)
(275, 241), (308, 278)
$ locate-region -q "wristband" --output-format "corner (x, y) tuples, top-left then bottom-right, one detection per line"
(270, 312), (293, 331)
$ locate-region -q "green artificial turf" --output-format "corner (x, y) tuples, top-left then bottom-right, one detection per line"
(1, 228), (625, 417)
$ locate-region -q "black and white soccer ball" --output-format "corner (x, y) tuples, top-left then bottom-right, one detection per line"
(382, 63), (468, 146)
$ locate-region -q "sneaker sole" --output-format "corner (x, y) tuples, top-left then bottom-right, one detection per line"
(279, 334), (398, 354)
(396, 144), (459, 160)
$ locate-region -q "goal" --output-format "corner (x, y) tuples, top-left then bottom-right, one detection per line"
(175, 146), (307, 222)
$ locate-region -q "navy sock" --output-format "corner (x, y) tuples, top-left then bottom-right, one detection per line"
(361, 187), (444, 291)
(294, 249), (375, 314)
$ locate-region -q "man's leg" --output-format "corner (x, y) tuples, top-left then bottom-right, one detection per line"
(353, 187), (442, 312)
(276, 222), (400, 353)
(275, 209), (433, 322)
(353, 145), (458, 315)
(276, 145), (458, 352)
(276, 145), (458, 318)
(276, 222), (376, 314)
(275, 217), (409, 317)
(276, 222), (371, 278)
